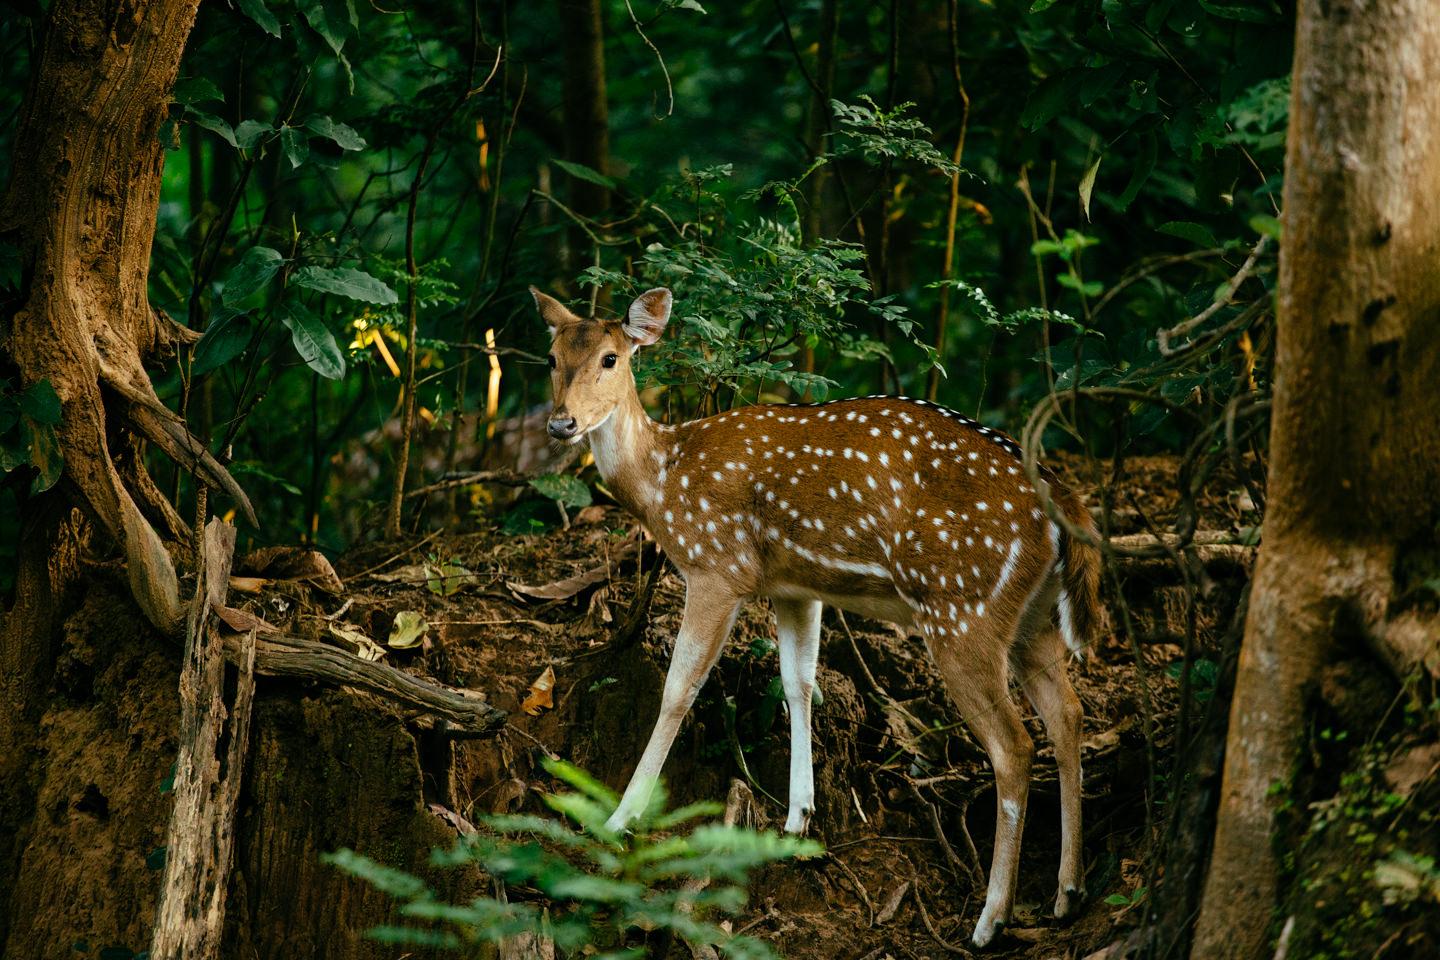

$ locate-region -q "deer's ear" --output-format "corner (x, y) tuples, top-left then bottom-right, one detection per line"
(530, 286), (574, 336)
(623, 287), (672, 348)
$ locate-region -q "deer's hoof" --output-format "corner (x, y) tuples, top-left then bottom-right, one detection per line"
(783, 804), (813, 835)
(1054, 885), (1087, 920)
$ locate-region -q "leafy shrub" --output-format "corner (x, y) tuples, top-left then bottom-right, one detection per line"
(324, 759), (820, 957)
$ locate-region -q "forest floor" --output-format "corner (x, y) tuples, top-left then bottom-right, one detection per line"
(308, 452), (1256, 959)
(0, 453), (1259, 960)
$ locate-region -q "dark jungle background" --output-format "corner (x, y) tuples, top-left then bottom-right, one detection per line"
(1, 0), (1291, 560)
(12, 3), (1435, 960)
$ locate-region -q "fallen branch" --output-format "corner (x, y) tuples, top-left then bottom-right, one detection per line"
(220, 630), (506, 735)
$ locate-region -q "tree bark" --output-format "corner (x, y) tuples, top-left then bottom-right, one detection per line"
(1193, 3), (1440, 956)
(151, 519), (254, 960)
(559, 0), (610, 222)
(0, 0), (248, 638)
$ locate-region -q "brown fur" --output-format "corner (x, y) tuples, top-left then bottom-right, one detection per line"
(535, 287), (1101, 946)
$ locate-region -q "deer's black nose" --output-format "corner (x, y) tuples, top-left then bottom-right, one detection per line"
(548, 416), (578, 440)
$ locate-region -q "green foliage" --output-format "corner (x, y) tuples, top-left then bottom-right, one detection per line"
(0, 0), (1295, 555)
(830, 97), (960, 173)
(325, 760), (820, 957)
(528, 474), (593, 510)
(0, 379), (63, 495)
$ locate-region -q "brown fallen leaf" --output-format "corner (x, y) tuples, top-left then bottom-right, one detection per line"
(239, 546), (345, 593)
(329, 622), (386, 662)
(369, 564), (430, 584)
(212, 603), (281, 634)
(508, 565), (609, 601)
(574, 505), (609, 525)
(520, 666), (556, 716)
(428, 802), (477, 837)
(228, 576), (270, 594)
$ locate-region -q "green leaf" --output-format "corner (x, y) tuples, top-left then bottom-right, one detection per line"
(304, 115), (366, 151)
(552, 159), (619, 190)
(191, 308), (251, 375)
(1197, 0), (1281, 22)
(528, 474), (592, 508)
(1029, 0), (1061, 11)
(234, 0), (282, 37)
(675, 0), (707, 10)
(188, 111), (237, 149)
(1157, 221), (1219, 248)
(1078, 154), (1101, 222)
(221, 247), (284, 304)
(277, 299), (346, 379)
(1105, 893), (1131, 906)
(542, 758), (620, 807)
(27, 422), (63, 493)
(1249, 213), (1283, 241)
(235, 120), (272, 151)
(387, 610), (429, 649)
(302, 0), (350, 54)
(1114, 130), (1157, 212)
(323, 848), (429, 898)
(173, 77), (224, 105)
(290, 265), (398, 304)
(17, 380), (61, 426)
(280, 125), (309, 168)
(1021, 71), (1075, 130)
(1056, 273), (1104, 298)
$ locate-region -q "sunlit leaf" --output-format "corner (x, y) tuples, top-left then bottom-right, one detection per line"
(387, 610), (429, 649)
(1079, 154), (1101, 222)
(291, 265), (398, 304)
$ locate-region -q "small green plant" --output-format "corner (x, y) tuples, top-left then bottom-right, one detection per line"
(1105, 885), (1148, 908)
(324, 759), (820, 957)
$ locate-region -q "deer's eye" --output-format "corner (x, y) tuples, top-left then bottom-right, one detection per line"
(547, 354), (557, 369)
(601, 353), (618, 369)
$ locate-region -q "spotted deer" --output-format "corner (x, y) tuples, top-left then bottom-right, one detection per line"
(533, 286), (1102, 948)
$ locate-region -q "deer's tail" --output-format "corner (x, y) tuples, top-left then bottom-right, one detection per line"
(1053, 484), (1104, 660)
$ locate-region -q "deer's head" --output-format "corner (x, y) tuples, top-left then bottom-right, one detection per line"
(530, 286), (672, 442)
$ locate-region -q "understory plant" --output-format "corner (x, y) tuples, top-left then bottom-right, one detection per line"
(325, 759), (820, 958)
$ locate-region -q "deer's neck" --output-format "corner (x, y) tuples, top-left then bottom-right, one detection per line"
(587, 388), (664, 521)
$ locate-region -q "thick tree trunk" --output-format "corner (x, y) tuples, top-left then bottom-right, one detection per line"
(1193, 3), (1440, 956)
(0, 0), (248, 639)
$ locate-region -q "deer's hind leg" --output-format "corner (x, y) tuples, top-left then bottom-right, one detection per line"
(1013, 612), (1086, 919)
(919, 608), (1034, 949)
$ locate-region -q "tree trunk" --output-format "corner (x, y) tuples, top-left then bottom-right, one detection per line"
(559, 0), (610, 229)
(0, 0), (249, 640)
(1193, 3), (1440, 956)
(799, 0), (838, 383)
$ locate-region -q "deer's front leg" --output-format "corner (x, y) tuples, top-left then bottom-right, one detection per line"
(774, 598), (822, 834)
(606, 581), (741, 831)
